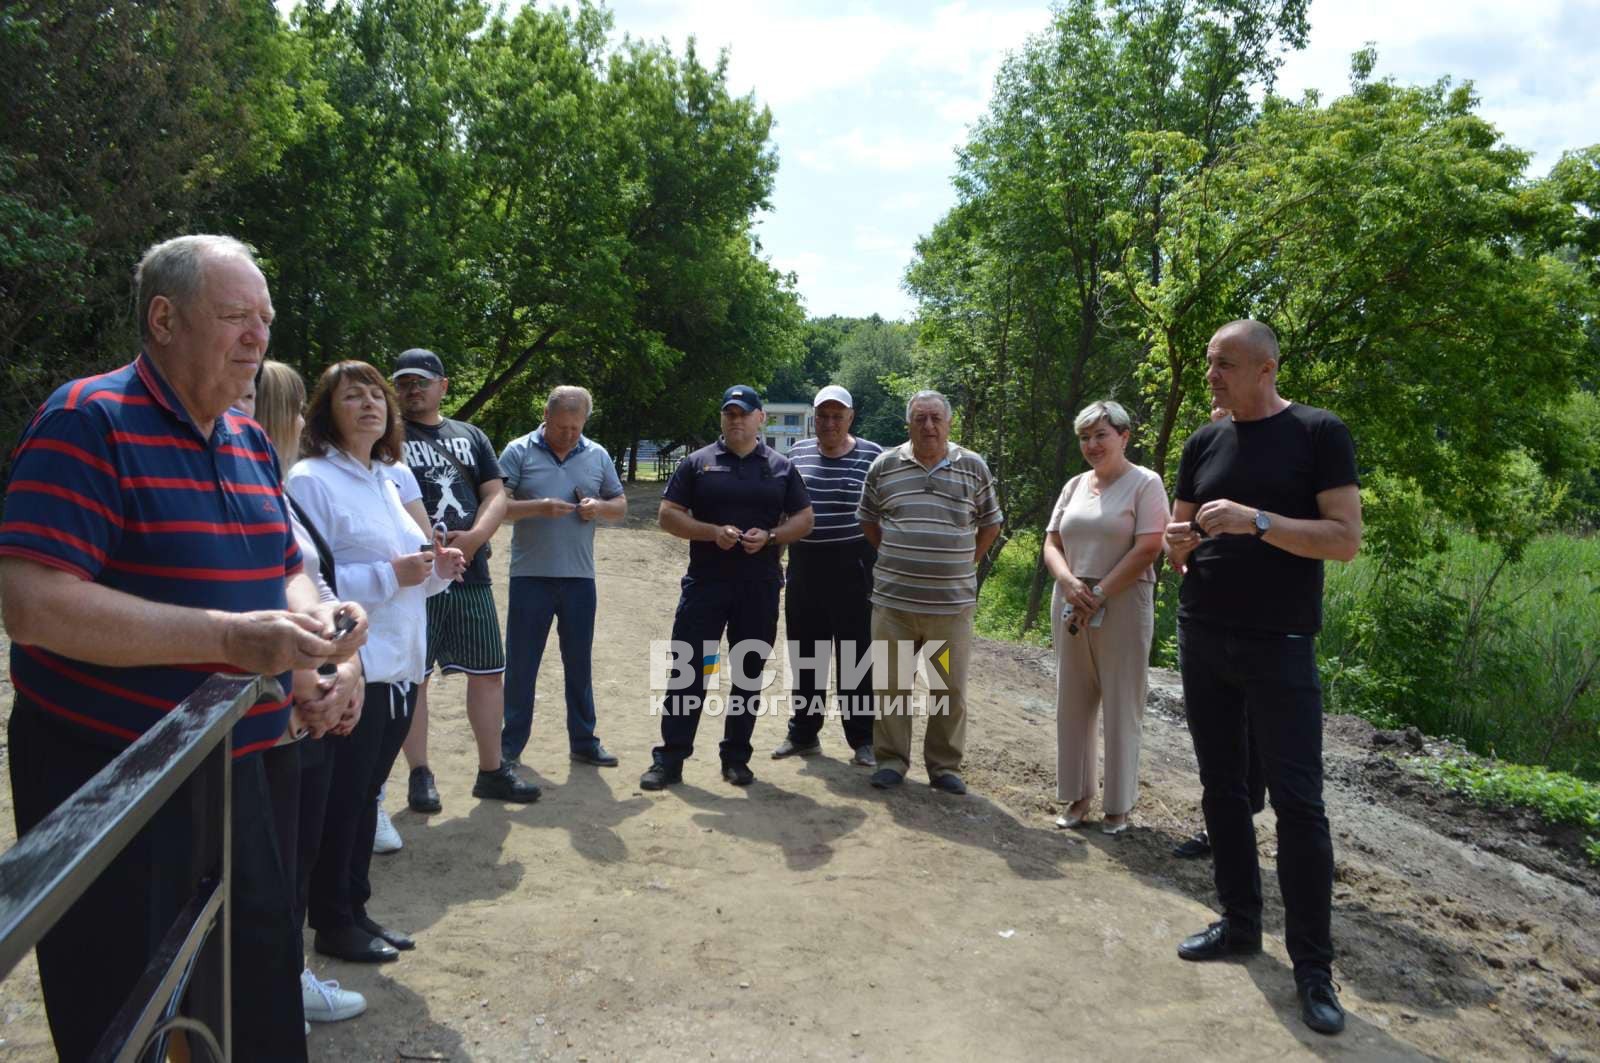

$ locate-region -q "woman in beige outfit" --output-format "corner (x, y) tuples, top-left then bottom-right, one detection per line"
(1044, 401), (1168, 834)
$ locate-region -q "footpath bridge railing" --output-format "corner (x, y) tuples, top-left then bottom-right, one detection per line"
(0, 673), (279, 1062)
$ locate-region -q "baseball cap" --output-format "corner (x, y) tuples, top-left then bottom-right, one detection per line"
(721, 384), (763, 412)
(813, 384), (853, 409)
(392, 348), (445, 380)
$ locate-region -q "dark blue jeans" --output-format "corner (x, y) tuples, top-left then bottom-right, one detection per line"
(1178, 622), (1334, 983)
(655, 576), (781, 770)
(502, 576), (601, 760)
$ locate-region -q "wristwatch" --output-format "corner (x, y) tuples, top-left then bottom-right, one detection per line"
(1253, 510), (1271, 538)
(766, 528), (779, 549)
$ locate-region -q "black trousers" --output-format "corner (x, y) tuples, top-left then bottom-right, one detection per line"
(8, 700), (306, 1063)
(308, 681), (415, 932)
(654, 576), (781, 769)
(295, 739), (335, 943)
(784, 540), (876, 749)
(262, 738), (336, 968)
(1178, 623), (1334, 983)
(262, 742), (302, 962)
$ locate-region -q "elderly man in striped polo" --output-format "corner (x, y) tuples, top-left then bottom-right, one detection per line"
(857, 390), (1003, 794)
(0, 234), (361, 1060)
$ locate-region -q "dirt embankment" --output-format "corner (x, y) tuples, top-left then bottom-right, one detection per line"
(0, 484), (1596, 1061)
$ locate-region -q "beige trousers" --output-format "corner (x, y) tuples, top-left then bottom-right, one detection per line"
(871, 605), (973, 779)
(1051, 580), (1154, 813)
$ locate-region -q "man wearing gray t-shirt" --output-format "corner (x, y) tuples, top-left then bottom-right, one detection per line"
(499, 386), (627, 768)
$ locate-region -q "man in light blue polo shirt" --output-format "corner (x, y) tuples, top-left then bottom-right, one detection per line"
(499, 385), (627, 769)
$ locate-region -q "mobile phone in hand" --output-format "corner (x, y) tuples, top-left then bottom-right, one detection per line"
(330, 608), (357, 640)
(1188, 520), (1209, 539)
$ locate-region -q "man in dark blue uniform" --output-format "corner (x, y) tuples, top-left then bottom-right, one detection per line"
(644, 385), (814, 789)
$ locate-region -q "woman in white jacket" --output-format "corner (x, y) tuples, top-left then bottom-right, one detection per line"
(287, 360), (465, 964)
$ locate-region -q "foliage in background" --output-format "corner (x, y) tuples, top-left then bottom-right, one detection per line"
(1, 0), (300, 464)
(922, 0), (1599, 783)
(0, 0), (805, 476)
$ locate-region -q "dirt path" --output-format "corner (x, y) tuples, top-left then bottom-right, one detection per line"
(1, 484), (1597, 1060)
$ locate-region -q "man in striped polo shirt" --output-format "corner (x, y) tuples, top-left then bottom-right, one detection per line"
(857, 390), (1003, 795)
(772, 385), (883, 766)
(0, 235), (359, 1061)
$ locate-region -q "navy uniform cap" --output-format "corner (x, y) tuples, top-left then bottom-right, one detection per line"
(721, 384), (762, 411)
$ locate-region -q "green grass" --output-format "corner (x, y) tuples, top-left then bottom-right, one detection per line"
(976, 522), (1600, 863)
(1319, 530), (1600, 780)
(974, 530), (1052, 647)
(977, 525), (1600, 782)
(1404, 754), (1600, 866)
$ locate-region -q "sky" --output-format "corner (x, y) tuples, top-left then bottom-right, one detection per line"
(596, 0), (1600, 321)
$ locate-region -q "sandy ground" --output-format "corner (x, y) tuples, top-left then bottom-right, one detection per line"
(1, 483), (1598, 1061)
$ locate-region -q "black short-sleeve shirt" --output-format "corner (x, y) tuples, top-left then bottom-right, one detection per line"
(663, 440), (811, 582)
(402, 417), (502, 584)
(1175, 403), (1358, 635)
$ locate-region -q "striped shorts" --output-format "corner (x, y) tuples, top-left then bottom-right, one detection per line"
(425, 582), (506, 675)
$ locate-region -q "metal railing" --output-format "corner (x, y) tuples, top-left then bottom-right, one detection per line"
(0, 672), (280, 1062)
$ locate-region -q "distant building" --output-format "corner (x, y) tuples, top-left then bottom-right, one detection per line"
(762, 401), (814, 454)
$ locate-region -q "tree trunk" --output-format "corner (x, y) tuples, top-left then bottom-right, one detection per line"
(1021, 535), (1052, 634)
(1151, 327), (1185, 482)
(452, 322), (562, 422)
(628, 435), (641, 483)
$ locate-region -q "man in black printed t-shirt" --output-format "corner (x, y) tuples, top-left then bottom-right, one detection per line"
(1163, 320), (1362, 1037)
(393, 348), (538, 818)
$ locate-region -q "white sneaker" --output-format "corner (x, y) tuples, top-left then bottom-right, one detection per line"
(373, 804), (402, 854)
(301, 967), (367, 1022)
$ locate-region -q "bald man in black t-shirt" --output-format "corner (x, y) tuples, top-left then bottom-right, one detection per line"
(1163, 320), (1363, 1038)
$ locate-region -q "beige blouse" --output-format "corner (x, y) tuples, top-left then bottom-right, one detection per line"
(1046, 464), (1169, 584)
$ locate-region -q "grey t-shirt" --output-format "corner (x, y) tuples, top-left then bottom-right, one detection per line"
(499, 427), (624, 579)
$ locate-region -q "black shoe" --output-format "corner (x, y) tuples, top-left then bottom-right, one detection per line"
(640, 762), (681, 791)
(356, 914), (414, 951)
(1177, 919), (1263, 962)
(313, 927), (398, 964)
(771, 737), (822, 758)
(1173, 831), (1211, 859)
(869, 768), (904, 789)
(473, 764), (541, 803)
(408, 766), (441, 814)
(571, 744), (620, 767)
(1298, 978), (1346, 1035)
(929, 772), (967, 795)
(721, 763), (755, 787)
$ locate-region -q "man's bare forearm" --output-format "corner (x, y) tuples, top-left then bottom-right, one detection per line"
(658, 502), (716, 542)
(975, 522), (1001, 562)
(769, 507), (814, 546)
(2, 558), (230, 667)
(471, 481), (507, 536)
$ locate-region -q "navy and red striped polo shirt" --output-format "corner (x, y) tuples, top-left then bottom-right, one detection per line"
(0, 353), (301, 757)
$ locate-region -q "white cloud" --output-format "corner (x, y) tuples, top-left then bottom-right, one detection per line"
(825, 128), (954, 173)
(599, 0), (1598, 319)
(1276, 0), (1600, 174)
(851, 225), (908, 256)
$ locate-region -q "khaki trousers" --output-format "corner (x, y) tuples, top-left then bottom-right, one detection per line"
(871, 605), (973, 779)
(1051, 580), (1154, 813)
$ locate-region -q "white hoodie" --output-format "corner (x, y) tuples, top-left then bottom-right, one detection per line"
(286, 447), (452, 686)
